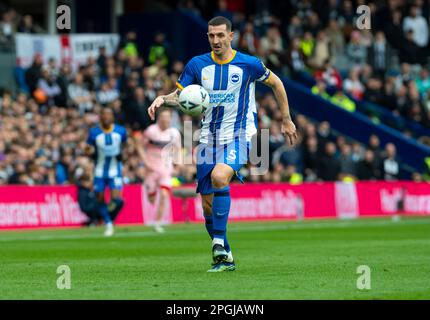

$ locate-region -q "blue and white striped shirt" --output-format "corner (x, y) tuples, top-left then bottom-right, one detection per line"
(87, 124), (127, 178)
(177, 50), (271, 144)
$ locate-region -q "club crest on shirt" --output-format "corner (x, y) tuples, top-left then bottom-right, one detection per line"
(230, 73), (241, 84)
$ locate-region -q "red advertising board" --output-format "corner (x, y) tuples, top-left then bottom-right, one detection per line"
(0, 182), (429, 230)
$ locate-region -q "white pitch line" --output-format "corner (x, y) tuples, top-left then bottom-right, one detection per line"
(0, 218), (429, 243)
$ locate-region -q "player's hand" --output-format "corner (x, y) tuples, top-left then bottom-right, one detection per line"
(148, 96), (165, 121)
(281, 118), (298, 146)
(84, 145), (94, 156)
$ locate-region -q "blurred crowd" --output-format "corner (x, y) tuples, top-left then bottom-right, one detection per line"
(0, 4), (42, 50)
(179, 0), (430, 134)
(1, 0), (429, 186)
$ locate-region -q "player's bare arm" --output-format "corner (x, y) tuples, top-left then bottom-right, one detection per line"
(264, 71), (298, 146)
(84, 144), (94, 156)
(133, 135), (155, 171)
(148, 89), (180, 120)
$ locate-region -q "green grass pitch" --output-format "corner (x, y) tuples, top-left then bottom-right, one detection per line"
(1, 217), (429, 299)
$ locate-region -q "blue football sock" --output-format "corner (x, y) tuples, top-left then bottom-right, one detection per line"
(224, 234), (231, 253)
(204, 214), (214, 239)
(110, 198), (124, 221)
(212, 187), (231, 249)
(98, 201), (112, 224)
(204, 213), (230, 252)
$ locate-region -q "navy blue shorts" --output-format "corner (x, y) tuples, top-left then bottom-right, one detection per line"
(195, 139), (251, 195)
(93, 176), (123, 193)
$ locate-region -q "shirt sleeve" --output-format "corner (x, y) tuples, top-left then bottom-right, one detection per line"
(176, 58), (197, 90)
(86, 129), (96, 146)
(118, 126), (127, 143)
(250, 57), (271, 83)
(143, 126), (151, 139)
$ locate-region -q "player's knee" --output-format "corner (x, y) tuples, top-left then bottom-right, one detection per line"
(160, 188), (169, 198)
(211, 171), (229, 189)
(148, 193), (156, 204)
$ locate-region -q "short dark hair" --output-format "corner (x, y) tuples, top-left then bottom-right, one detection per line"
(156, 106), (172, 118)
(208, 16), (232, 32)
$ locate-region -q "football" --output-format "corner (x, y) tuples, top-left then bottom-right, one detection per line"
(178, 84), (209, 116)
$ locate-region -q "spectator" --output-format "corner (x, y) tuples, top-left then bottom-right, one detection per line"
(287, 37), (306, 79)
(416, 68), (430, 98)
(395, 63), (414, 89)
(320, 0), (341, 26)
(317, 142), (340, 181)
(357, 149), (380, 180)
(0, 9), (14, 45)
(300, 31), (315, 62)
(343, 68), (365, 100)
(56, 63), (72, 107)
(97, 46), (108, 75)
(314, 59), (342, 90)
(97, 79), (119, 106)
(367, 31), (391, 79)
(392, 84), (408, 116)
(77, 173), (100, 226)
(403, 5), (429, 48)
(306, 11), (322, 37)
(400, 29), (423, 65)
(330, 89), (356, 112)
(285, 165), (303, 184)
(67, 73), (94, 114)
(311, 80), (330, 100)
(325, 19), (344, 63)
(36, 65), (62, 108)
(384, 10), (404, 51)
(17, 15), (37, 33)
(296, 0), (313, 21)
(122, 31), (139, 58)
(351, 142), (364, 163)
(25, 54), (43, 94)
(239, 22), (259, 55)
(339, 143), (356, 179)
(148, 31), (169, 67)
(260, 25), (285, 73)
(123, 87), (152, 131)
(381, 143), (400, 180)
(308, 30), (330, 70)
(272, 138), (303, 172)
(287, 15), (303, 41)
(340, 0), (355, 29)
(317, 121), (332, 149)
(345, 31), (367, 68)
(303, 136), (319, 181)
(47, 57), (59, 79)
(363, 77), (384, 105)
(381, 80), (398, 112)
(368, 134), (383, 166)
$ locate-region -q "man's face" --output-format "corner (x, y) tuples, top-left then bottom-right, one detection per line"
(207, 24), (233, 56)
(100, 109), (114, 127)
(157, 110), (172, 130)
